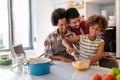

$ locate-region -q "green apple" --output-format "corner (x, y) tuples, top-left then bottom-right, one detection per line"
(116, 74), (120, 80)
(116, 68), (120, 76)
(111, 67), (118, 76)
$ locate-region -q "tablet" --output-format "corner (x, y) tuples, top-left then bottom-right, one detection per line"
(12, 44), (26, 57)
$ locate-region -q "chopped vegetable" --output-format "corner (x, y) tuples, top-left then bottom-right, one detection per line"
(27, 58), (35, 63)
(0, 56), (12, 65)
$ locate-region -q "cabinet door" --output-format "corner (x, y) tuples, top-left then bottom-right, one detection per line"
(85, 0), (115, 19)
(116, 0), (120, 56)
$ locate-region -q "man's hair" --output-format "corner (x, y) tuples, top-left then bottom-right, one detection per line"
(51, 8), (66, 26)
(66, 8), (80, 22)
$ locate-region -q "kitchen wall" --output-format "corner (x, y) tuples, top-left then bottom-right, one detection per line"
(31, 0), (55, 54)
(85, 2), (114, 19)
(86, 3), (101, 18)
(101, 4), (115, 19)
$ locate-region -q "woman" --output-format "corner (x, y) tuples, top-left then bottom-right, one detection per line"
(62, 15), (108, 65)
(44, 8), (75, 62)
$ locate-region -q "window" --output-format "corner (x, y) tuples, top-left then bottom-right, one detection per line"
(0, 0), (32, 51)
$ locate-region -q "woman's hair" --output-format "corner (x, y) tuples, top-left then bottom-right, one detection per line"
(51, 8), (66, 26)
(86, 15), (108, 32)
(66, 8), (80, 22)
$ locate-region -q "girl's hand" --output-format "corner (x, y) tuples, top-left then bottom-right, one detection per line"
(89, 58), (93, 66)
(66, 47), (78, 55)
(102, 53), (112, 60)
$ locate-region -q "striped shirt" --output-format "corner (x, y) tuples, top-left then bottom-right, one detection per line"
(78, 34), (104, 59)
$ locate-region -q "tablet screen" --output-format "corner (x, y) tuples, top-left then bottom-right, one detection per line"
(12, 44), (26, 57)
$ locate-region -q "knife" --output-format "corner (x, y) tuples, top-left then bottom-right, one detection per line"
(71, 52), (79, 61)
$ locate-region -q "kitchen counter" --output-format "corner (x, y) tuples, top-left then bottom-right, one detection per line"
(0, 61), (110, 80)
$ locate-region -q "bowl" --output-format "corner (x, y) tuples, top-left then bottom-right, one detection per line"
(0, 56), (12, 66)
(72, 59), (90, 70)
(26, 58), (53, 75)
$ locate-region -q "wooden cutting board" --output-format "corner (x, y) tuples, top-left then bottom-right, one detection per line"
(112, 56), (120, 60)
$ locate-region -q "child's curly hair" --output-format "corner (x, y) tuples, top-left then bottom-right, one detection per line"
(86, 15), (108, 32)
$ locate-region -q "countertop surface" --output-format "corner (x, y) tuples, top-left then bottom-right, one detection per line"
(0, 61), (110, 80)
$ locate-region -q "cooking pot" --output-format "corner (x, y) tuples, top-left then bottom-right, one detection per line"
(26, 58), (53, 76)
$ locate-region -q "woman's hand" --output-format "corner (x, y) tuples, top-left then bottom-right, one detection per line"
(60, 56), (74, 63)
(50, 56), (74, 63)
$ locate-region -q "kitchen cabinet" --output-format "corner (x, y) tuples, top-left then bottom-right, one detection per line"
(64, 0), (115, 25)
(52, 0), (85, 9)
(116, 0), (120, 57)
(85, 0), (115, 19)
(52, 0), (115, 21)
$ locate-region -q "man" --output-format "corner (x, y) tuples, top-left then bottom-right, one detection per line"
(66, 8), (89, 35)
(66, 8), (89, 50)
